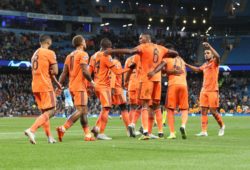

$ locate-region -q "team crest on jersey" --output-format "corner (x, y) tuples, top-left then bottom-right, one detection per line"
(83, 56), (88, 60)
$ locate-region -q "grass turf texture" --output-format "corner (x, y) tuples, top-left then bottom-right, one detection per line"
(0, 116), (250, 170)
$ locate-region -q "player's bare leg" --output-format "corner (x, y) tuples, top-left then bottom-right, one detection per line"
(210, 108), (225, 136)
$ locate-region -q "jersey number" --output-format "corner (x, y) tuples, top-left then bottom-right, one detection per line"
(70, 55), (74, 71)
(95, 60), (100, 74)
(153, 48), (159, 63)
(32, 55), (39, 70)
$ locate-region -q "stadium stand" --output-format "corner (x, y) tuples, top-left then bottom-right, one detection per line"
(0, 0), (92, 16)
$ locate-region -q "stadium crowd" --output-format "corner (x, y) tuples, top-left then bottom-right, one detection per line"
(0, 73), (249, 117)
(0, 30), (198, 65)
(0, 0), (89, 16)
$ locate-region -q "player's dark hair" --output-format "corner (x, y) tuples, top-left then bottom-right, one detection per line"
(165, 43), (175, 50)
(72, 35), (84, 48)
(39, 34), (51, 43)
(100, 38), (112, 49)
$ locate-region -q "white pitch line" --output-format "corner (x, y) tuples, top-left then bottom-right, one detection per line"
(0, 128), (127, 136)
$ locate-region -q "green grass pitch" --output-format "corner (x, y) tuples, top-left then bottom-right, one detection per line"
(0, 116), (250, 170)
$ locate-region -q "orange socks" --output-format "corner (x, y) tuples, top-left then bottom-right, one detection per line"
(121, 110), (130, 129)
(155, 108), (163, 133)
(30, 112), (49, 133)
(167, 109), (175, 133)
(141, 108), (149, 133)
(212, 112), (224, 128)
(201, 112), (208, 132)
(132, 109), (141, 125)
(148, 115), (154, 134)
(82, 126), (91, 137)
(99, 108), (109, 134)
(63, 119), (73, 130)
(95, 114), (102, 129)
(42, 119), (51, 137)
(129, 109), (136, 122)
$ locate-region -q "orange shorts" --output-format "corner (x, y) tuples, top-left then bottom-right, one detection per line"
(33, 91), (56, 110)
(128, 90), (138, 105)
(138, 81), (161, 104)
(200, 91), (219, 108)
(165, 85), (189, 110)
(95, 87), (112, 108)
(112, 88), (126, 105)
(70, 91), (88, 106)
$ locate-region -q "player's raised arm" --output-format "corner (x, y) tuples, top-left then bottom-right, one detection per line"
(203, 42), (220, 64)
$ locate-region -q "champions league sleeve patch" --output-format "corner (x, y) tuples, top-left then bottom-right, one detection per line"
(109, 57), (113, 62)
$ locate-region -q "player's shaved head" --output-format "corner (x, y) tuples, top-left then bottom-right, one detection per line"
(141, 33), (151, 40)
(72, 35), (86, 48)
(100, 38), (112, 49)
(39, 34), (52, 46)
(139, 33), (151, 44)
(39, 34), (52, 43)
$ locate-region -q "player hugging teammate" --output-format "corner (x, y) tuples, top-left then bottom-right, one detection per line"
(24, 33), (225, 144)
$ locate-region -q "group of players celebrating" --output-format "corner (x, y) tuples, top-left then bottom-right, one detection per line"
(24, 33), (225, 144)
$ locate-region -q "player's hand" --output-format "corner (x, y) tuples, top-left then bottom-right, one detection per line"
(128, 63), (136, 69)
(123, 82), (128, 90)
(57, 83), (64, 90)
(90, 80), (95, 88)
(147, 71), (155, 79)
(202, 42), (211, 49)
(55, 88), (62, 96)
(87, 87), (94, 97)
